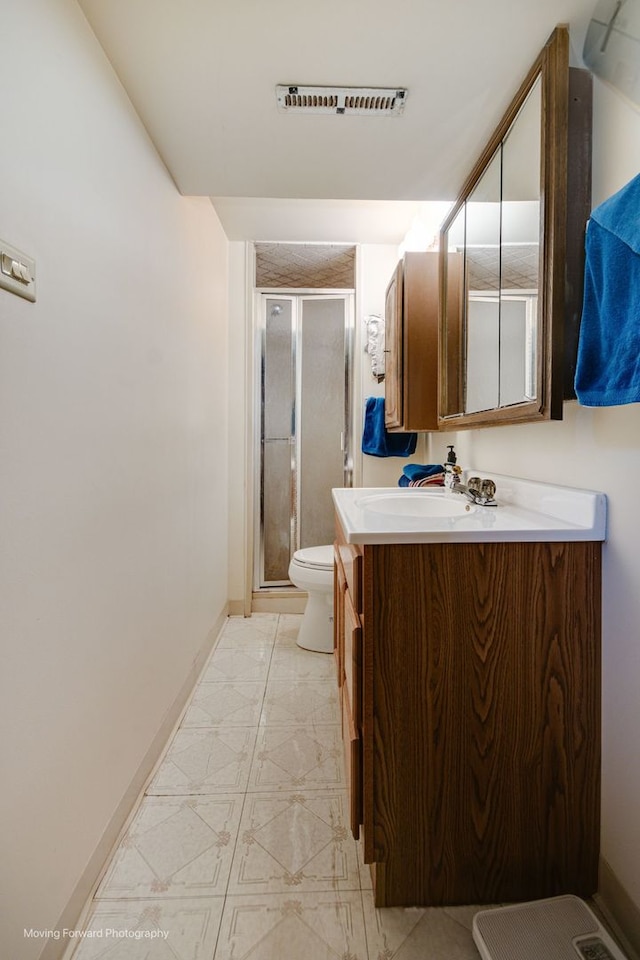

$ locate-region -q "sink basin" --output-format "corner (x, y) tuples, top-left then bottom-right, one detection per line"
(333, 478), (607, 544)
(355, 492), (474, 518)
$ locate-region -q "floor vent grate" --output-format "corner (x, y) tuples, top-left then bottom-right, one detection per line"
(276, 85), (407, 116)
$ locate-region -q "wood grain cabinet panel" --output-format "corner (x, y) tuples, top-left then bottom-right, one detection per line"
(334, 533), (364, 844)
(383, 260), (403, 429)
(343, 586), (362, 729)
(334, 518), (602, 908)
(384, 252), (440, 433)
(335, 521), (363, 614)
(341, 685), (362, 841)
(333, 550), (345, 688)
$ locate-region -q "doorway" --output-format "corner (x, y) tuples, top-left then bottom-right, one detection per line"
(256, 293), (353, 589)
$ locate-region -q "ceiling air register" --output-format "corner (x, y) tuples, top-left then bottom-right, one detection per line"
(276, 85), (407, 115)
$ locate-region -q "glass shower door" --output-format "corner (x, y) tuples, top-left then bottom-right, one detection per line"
(259, 294), (350, 588)
(261, 298), (295, 585)
(297, 297), (347, 549)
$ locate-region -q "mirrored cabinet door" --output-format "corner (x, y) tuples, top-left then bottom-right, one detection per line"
(465, 147), (501, 414)
(439, 26), (592, 429)
(499, 76), (541, 409)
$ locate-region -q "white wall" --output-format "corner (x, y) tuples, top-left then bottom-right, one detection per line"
(227, 242), (250, 611)
(0, 2), (229, 957)
(432, 78), (640, 943)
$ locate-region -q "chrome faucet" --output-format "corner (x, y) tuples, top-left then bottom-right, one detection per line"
(451, 475), (498, 507)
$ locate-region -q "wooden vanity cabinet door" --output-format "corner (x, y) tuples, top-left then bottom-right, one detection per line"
(366, 539), (601, 908)
(343, 586), (362, 728)
(384, 252), (440, 433)
(333, 548), (346, 688)
(402, 253), (439, 431)
(334, 529), (363, 841)
(342, 685), (362, 840)
(341, 564), (363, 840)
(335, 522), (363, 614)
(384, 260), (403, 429)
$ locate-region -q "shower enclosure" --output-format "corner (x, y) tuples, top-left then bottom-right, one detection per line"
(256, 293), (353, 589)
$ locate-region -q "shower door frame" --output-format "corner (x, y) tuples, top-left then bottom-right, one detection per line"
(254, 288), (355, 592)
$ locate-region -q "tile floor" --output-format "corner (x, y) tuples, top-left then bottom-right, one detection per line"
(70, 613), (483, 960)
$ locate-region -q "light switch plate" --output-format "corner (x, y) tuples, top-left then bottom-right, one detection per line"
(0, 238), (36, 302)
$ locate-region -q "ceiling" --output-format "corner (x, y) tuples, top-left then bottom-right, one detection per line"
(76, 0), (596, 242)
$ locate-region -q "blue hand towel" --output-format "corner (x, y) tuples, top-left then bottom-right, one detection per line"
(398, 473), (445, 487)
(402, 463), (444, 481)
(361, 397), (417, 457)
(575, 173), (640, 406)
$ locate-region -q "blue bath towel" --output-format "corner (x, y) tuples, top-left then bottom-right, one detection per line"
(575, 173), (640, 406)
(361, 397), (417, 457)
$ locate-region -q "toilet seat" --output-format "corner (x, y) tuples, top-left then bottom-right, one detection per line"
(291, 544), (334, 570)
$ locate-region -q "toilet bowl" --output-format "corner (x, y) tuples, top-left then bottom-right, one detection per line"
(288, 544), (334, 653)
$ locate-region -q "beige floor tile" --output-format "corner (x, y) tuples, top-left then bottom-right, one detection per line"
(362, 889), (481, 960)
(202, 645), (272, 683)
(274, 614), (304, 643)
(182, 681), (265, 728)
(268, 641), (335, 681)
(147, 727), (258, 795)
(261, 680), (340, 726)
(356, 837), (373, 892)
(215, 891), (368, 960)
(217, 615), (278, 648)
(69, 898), (224, 960)
(228, 790), (360, 895)
(72, 617), (489, 960)
(95, 795), (243, 900)
(248, 724), (344, 792)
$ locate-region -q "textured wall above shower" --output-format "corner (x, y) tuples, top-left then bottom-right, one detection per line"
(255, 243), (356, 288)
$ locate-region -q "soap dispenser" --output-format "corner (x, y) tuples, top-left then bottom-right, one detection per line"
(444, 445), (458, 490)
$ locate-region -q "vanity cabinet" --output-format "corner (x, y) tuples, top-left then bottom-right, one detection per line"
(334, 535), (364, 840)
(384, 252), (440, 433)
(334, 516), (601, 908)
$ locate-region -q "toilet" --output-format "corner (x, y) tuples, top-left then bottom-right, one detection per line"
(288, 544), (334, 653)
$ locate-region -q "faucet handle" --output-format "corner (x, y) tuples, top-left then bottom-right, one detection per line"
(480, 478), (496, 500)
(468, 476), (482, 494)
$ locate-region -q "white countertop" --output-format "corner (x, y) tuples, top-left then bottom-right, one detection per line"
(332, 473), (607, 544)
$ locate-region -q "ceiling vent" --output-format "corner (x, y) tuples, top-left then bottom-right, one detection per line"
(276, 85), (407, 116)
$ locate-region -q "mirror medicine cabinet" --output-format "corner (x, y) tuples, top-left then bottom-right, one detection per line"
(438, 25), (592, 429)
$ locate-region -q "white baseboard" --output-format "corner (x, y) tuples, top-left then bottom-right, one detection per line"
(251, 590), (306, 614)
(44, 606), (228, 960)
(595, 857), (640, 960)
(228, 599), (246, 616)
